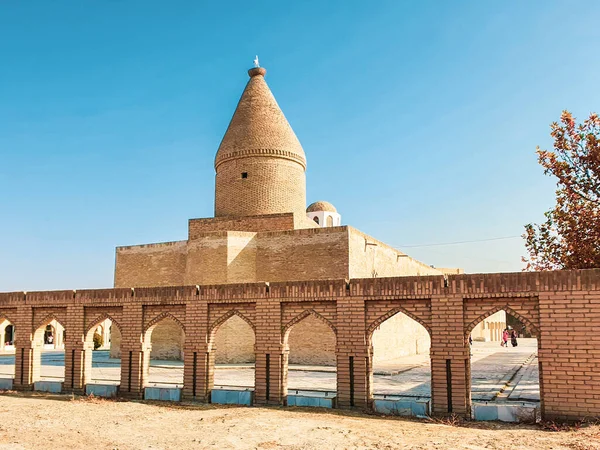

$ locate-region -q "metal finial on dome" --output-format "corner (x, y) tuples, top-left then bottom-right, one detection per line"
(249, 55), (266, 77)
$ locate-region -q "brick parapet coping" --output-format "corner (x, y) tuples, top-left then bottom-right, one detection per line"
(2, 269), (598, 303)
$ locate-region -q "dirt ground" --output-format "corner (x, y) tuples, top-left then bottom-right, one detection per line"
(0, 393), (598, 450)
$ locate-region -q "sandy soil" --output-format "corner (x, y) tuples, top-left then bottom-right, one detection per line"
(0, 393), (598, 450)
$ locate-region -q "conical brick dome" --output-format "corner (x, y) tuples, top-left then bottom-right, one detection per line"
(215, 67), (306, 170)
(214, 67), (307, 218)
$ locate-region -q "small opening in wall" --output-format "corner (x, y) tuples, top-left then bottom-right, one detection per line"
(241, 172), (248, 179)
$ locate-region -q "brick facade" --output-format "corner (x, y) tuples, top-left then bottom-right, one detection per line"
(115, 227), (441, 288)
(2, 269), (599, 421)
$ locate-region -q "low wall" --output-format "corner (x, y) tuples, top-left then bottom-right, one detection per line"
(0, 269), (599, 421)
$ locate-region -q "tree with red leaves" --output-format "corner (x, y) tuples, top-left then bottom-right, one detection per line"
(523, 111), (600, 271)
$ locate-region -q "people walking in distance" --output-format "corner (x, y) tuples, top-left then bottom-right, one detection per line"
(510, 329), (518, 347)
(501, 328), (509, 347)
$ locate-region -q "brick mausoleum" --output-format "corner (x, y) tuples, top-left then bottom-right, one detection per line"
(110, 65), (502, 365)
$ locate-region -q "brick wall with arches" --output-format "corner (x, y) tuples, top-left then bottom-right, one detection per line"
(0, 269), (599, 421)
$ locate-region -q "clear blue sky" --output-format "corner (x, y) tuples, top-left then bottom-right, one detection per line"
(1, 1), (599, 291)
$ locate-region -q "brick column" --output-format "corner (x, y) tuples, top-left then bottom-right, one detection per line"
(182, 300), (212, 402)
(281, 348), (289, 401)
(82, 341), (95, 386)
(119, 303), (145, 399)
(336, 296), (369, 409)
(13, 306), (34, 390)
(183, 349), (215, 401)
(254, 298), (284, 405)
(64, 305), (85, 394)
(430, 294), (470, 417)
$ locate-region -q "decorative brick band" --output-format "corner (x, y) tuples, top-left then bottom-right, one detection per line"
(215, 147), (306, 170)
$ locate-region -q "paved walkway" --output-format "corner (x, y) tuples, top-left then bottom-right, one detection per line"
(470, 339), (539, 402)
(0, 339), (539, 403)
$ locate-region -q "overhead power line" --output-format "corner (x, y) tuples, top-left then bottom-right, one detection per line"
(396, 235), (521, 249)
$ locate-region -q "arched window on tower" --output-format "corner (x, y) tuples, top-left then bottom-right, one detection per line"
(313, 216), (319, 225)
(326, 215), (333, 227)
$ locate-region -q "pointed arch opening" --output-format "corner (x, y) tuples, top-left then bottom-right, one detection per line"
(465, 305), (539, 339)
(144, 312), (185, 361)
(32, 315), (66, 383)
(368, 308), (432, 405)
(210, 310), (256, 391)
(143, 314), (185, 389)
(283, 310), (337, 401)
(83, 315), (123, 386)
(0, 316), (16, 380)
(467, 307), (540, 420)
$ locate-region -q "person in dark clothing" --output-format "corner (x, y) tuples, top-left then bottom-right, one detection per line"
(510, 329), (518, 347)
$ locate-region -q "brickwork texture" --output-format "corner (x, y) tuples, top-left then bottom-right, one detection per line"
(1, 269), (599, 421)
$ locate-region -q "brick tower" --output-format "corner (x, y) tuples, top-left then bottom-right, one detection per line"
(214, 66), (307, 218)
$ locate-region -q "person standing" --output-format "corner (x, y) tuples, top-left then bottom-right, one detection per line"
(511, 329), (518, 347)
(502, 329), (509, 347)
